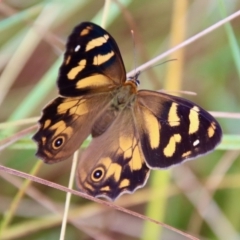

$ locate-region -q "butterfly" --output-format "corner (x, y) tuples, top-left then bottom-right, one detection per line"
(33, 22), (222, 200)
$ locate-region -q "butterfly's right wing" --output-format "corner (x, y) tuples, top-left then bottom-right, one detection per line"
(76, 108), (150, 200)
(32, 93), (112, 163)
(57, 22), (126, 97)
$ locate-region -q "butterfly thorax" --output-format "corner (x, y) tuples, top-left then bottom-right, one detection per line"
(91, 81), (137, 138)
(112, 80), (137, 111)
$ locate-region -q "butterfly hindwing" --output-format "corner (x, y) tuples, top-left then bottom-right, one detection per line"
(77, 109), (150, 200)
(32, 93), (112, 163)
(135, 90), (222, 168)
(58, 22), (126, 97)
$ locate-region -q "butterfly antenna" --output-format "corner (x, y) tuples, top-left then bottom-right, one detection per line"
(148, 59), (178, 70)
(131, 30), (138, 76)
(138, 57), (178, 78)
(129, 29), (141, 85)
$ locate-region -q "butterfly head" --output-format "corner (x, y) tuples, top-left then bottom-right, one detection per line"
(127, 71), (141, 87)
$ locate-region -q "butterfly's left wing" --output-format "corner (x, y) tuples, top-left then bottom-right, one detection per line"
(57, 22), (126, 97)
(135, 90), (222, 168)
(77, 109), (150, 200)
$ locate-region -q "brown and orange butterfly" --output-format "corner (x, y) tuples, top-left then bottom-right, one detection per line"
(33, 22), (222, 200)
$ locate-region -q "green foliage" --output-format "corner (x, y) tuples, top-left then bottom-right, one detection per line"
(0, 1), (239, 240)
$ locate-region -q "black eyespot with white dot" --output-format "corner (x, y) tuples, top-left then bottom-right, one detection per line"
(52, 136), (65, 149)
(94, 170), (102, 179)
(91, 167), (105, 182)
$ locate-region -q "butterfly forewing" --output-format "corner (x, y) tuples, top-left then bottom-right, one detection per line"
(135, 90), (222, 168)
(58, 22), (126, 97)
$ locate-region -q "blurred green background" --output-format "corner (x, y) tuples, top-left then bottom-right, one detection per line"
(0, 1), (240, 240)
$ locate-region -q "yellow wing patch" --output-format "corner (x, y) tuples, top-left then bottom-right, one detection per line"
(80, 26), (92, 36)
(119, 135), (133, 152)
(67, 59), (86, 80)
(208, 122), (216, 138)
(43, 119), (51, 129)
(119, 133), (144, 172)
(105, 162), (122, 182)
(129, 145), (143, 171)
(119, 179), (130, 188)
(188, 106), (200, 134)
(142, 108), (160, 149)
(168, 102), (180, 126)
(57, 99), (79, 113)
(76, 75), (112, 89)
(100, 186), (110, 192)
(57, 99), (89, 116)
(182, 151), (192, 158)
(86, 35), (110, 51)
(49, 120), (67, 136)
(163, 134), (182, 157)
(93, 51), (114, 65)
(69, 102), (89, 116)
